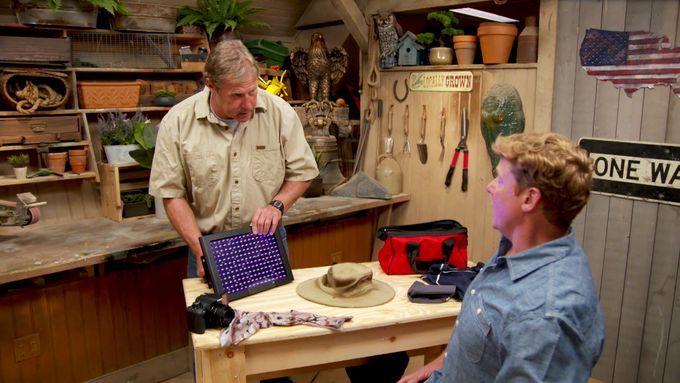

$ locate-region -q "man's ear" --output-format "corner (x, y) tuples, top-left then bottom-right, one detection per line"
(521, 187), (542, 213)
(205, 77), (214, 90)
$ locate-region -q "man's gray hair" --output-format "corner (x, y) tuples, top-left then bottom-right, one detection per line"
(204, 40), (259, 90)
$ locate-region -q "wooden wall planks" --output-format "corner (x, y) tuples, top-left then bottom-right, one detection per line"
(0, 253), (188, 382)
(552, 1), (680, 382)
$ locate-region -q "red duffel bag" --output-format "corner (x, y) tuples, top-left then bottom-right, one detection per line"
(377, 219), (468, 275)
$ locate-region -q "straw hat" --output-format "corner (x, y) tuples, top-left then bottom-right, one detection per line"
(296, 263), (395, 308)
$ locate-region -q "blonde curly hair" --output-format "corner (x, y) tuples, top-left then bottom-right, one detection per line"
(492, 132), (593, 229)
(205, 40), (259, 90)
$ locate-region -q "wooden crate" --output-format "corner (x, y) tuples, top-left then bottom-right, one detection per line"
(0, 115), (81, 145)
(99, 162), (151, 222)
(0, 36), (71, 65)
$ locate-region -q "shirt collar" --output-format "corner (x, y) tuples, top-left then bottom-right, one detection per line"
(499, 228), (576, 282)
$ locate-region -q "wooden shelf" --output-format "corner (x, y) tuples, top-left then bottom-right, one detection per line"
(0, 140), (91, 151)
(0, 171), (96, 186)
(70, 67), (204, 74)
(382, 63), (539, 72)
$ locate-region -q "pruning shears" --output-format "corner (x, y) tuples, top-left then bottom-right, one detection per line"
(445, 107), (469, 191)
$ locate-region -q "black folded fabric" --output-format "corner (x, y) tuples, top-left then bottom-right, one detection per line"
(422, 262), (485, 300)
(407, 281), (457, 303)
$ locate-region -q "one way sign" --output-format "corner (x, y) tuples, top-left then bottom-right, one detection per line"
(579, 137), (679, 206)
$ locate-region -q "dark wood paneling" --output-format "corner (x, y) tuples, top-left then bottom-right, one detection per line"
(287, 212), (375, 268)
(0, 252), (188, 383)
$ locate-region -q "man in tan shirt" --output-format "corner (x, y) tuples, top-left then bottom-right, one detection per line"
(150, 40), (318, 277)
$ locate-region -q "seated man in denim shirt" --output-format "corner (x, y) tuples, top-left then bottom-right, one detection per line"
(399, 132), (605, 383)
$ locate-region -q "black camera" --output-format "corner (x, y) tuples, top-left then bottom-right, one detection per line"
(186, 293), (235, 334)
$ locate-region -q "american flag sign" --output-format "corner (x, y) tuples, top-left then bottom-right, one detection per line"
(580, 28), (680, 97)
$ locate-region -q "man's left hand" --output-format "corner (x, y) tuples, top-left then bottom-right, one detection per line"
(251, 204), (282, 235)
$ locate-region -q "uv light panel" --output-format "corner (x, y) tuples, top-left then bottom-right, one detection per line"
(199, 227), (293, 301)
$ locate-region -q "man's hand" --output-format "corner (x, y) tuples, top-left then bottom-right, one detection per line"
(251, 204), (282, 235)
(397, 353), (445, 383)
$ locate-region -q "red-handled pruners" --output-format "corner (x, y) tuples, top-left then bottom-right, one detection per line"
(445, 107), (469, 191)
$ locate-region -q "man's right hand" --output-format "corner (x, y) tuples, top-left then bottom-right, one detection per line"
(397, 352), (445, 383)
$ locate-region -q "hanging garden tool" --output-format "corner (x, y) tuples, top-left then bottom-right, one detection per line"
(445, 106), (469, 191)
(418, 105), (428, 164)
(386, 104), (394, 153)
(439, 107), (446, 161)
(402, 105), (411, 154)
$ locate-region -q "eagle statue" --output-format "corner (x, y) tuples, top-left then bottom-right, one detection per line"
(290, 32), (349, 101)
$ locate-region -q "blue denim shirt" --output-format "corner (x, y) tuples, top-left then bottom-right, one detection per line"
(428, 230), (605, 383)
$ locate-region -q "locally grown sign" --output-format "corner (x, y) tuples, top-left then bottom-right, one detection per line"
(579, 137), (679, 206)
(409, 71), (474, 92)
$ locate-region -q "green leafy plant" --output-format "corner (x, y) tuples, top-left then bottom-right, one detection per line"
(98, 111), (139, 146)
(176, 0), (269, 40)
(121, 190), (154, 208)
(7, 153), (29, 168)
(154, 90), (177, 98)
(416, 11), (464, 47)
(46, 0), (128, 16)
(129, 121), (159, 169)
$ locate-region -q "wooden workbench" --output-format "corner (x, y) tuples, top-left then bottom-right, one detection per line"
(0, 194), (409, 285)
(184, 262), (459, 382)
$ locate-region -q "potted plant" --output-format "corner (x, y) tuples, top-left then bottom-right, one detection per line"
(153, 90), (177, 106)
(13, 0), (127, 28)
(129, 121), (159, 169)
(416, 10), (463, 65)
(98, 111), (146, 164)
(121, 190), (155, 218)
(7, 153), (29, 179)
(176, 0), (269, 47)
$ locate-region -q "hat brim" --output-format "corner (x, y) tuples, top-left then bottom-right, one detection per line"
(296, 277), (395, 308)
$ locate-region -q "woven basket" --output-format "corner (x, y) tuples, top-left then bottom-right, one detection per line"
(0, 70), (70, 112)
(77, 81), (141, 109)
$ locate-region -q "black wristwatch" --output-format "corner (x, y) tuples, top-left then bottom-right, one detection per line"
(269, 199), (284, 215)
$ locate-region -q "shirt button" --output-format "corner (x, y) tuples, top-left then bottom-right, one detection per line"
(235, 180), (239, 184)
(470, 289), (476, 295)
(476, 308), (482, 315)
(233, 152), (237, 157)
(235, 207), (239, 211)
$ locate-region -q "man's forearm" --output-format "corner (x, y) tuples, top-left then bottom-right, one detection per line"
(163, 197), (203, 256)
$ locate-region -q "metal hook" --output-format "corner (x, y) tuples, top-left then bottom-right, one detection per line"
(393, 79), (409, 103)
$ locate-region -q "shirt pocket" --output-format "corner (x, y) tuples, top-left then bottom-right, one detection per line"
(252, 147), (284, 184)
(185, 152), (220, 188)
(459, 294), (491, 363)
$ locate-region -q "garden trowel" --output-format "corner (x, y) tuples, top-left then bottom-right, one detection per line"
(418, 105), (428, 164)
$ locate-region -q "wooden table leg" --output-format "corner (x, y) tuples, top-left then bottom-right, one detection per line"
(195, 347), (246, 383)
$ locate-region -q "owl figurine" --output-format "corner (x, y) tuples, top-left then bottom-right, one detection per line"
(374, 11), (402, 68)
(290, 33), (349, 101)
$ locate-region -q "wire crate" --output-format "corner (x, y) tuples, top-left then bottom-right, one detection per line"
(70, 31), (180, 69)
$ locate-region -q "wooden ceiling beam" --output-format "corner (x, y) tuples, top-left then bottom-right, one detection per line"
(330, 0), (369, 52)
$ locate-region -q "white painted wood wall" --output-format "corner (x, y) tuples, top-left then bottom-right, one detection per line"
(552, 1), (680, 382)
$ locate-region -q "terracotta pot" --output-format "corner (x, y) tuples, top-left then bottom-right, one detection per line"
(209, 30), (242, 50)
(429, 47), (453, 65)
(47, 152), (67, 173)
(477, 22), (518, 64)
(68, 149), (88, 174)
(453, 35), (478, 65)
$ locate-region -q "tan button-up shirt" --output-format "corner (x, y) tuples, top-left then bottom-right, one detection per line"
(149, 88), (318, 234)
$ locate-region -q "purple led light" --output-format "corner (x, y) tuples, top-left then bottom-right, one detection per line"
(208, 233), (288, 295)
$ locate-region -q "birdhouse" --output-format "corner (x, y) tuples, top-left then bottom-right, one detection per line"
(398, 32), (424, 66)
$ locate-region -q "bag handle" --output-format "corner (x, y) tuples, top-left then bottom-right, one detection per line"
(377, 219), (467, 241)
(406, 242), (421, 273)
